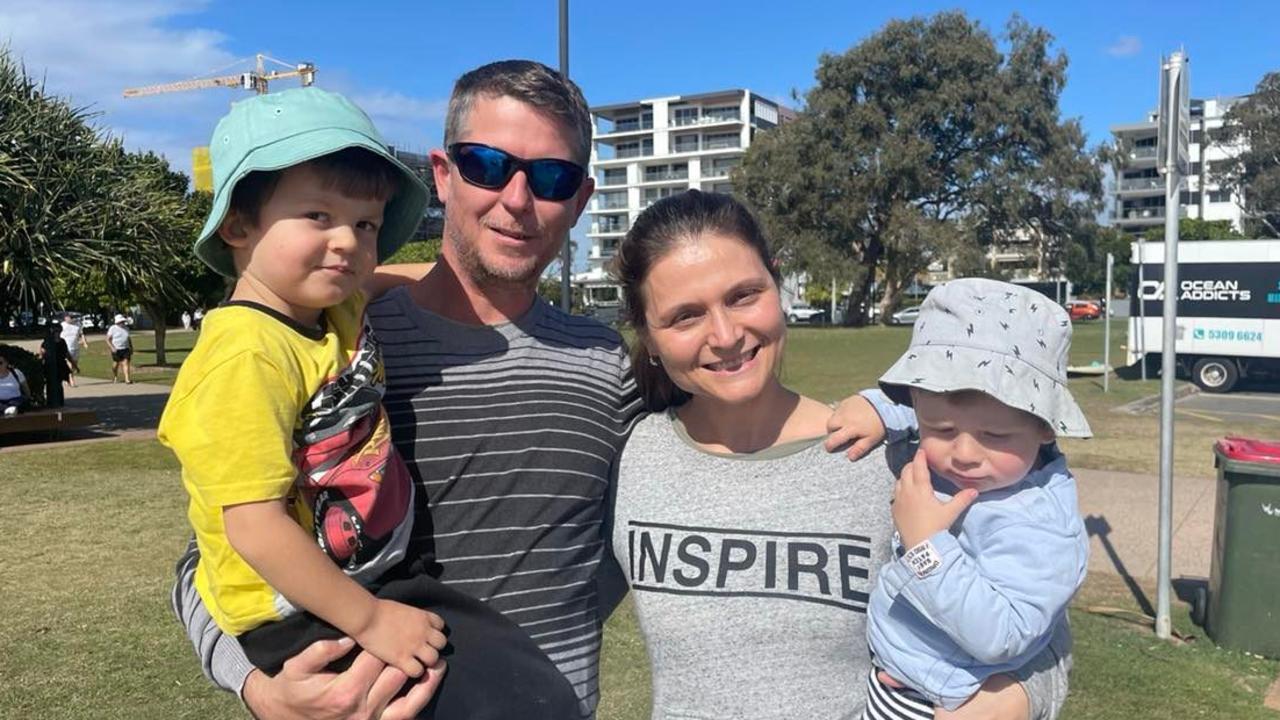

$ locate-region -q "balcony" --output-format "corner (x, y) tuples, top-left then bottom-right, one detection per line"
(594, 196), (628, 211)
(597, 174), (628, 187)
(615, 146), (652, 159)
(1127, 146), (1158, 162)
(593, 215), (630, 235)
(614, 118), (653, 133)
(643, 169), (690, 183)
(1117, 176), (1163, 193)
(703, 136), (742, 151)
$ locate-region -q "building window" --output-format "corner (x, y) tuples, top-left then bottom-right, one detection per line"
(643, 186), (683, 206)
(643, 163), (689, 182)
(704, 105), (740, 122)
(597, 214), (628, 233)
(601, 168), (627, 186)
(672, 106), (699, 127)
(703, 132), (741, 150)
(597, 191), (627, 210)
(615, 141), (638, 158)
(1207, 190), (1233, 204)
(672, 134), (699, 153)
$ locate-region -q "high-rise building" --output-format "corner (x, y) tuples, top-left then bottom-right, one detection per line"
(573, 90), (795, 311)
(1110, 96), (1246, 234)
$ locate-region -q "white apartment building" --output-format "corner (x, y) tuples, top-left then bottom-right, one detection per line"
(573, 90), (795, 310)
(1110, 96), (1246, 234)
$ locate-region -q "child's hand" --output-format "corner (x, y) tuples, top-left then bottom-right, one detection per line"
(892, 450), (978, 550)
(824, 395), (886, 460)
(354, 599), (448, 678)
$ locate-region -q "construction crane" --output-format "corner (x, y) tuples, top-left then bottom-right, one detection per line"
(123, 54), (316, 98)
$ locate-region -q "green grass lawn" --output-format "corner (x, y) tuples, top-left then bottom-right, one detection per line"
(2, 320), (1276, 719)
(2, 439), (1277, 719)
(74, 330), (198, 387)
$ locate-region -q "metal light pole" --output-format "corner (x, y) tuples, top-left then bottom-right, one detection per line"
(558, 0), (572, 312)
(1155, 50), (1189, 641)
(1104, 252), (1113, 393)
(1137, 237), (1147, 381)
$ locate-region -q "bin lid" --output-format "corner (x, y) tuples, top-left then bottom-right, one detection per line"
(1215, 437), (1280, 464)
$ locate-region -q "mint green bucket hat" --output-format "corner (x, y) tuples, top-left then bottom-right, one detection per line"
(195, 86), (430, 277)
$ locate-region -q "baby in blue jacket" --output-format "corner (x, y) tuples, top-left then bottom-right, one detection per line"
(860, 278), (1089, 718)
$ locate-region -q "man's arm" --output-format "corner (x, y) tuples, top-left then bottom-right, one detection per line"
(173, 539), (444, 720)
(367, 263), (434, 299)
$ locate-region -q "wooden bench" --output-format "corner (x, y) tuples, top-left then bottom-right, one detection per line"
(0, 406), (99, 440)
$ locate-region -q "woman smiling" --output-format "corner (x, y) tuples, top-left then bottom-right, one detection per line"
(604, 190), (1066, 719)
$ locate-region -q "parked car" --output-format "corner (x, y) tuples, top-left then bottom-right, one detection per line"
(889, 306), (921, 326)
(786, 303), (826, 324)
(1065, 300), (1103, 321)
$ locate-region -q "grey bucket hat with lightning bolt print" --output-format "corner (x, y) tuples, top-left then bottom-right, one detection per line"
(879, 277), (1092, 438)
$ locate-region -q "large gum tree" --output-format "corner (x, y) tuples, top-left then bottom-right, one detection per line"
(735, 12), (1102, 324)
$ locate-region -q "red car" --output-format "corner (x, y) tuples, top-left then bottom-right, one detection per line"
(1065, 300), (1103, 321)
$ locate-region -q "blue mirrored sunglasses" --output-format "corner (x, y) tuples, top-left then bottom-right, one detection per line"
(447, 142), (586, 201)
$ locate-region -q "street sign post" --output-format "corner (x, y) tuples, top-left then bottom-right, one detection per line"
(1104, 253), (1113, 393)
(1154, 50), (1189, 642)
(559, 0), (572, 312)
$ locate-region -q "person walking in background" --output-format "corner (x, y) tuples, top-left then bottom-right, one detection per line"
(59, 313), (88, 387)
(181, 310), (192, 331)
(106, 314), (133, 384)
(38, 321), (72, 407)
(192, 308), (204, 330)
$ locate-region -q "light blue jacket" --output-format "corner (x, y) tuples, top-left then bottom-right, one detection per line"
(861, 390), (1088, 710)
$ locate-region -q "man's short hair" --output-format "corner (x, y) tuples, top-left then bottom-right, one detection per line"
(227, 147), (402, 229)
(444, 60), (592, 166)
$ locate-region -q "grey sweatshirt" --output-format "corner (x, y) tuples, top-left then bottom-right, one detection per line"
(607, 410), (1071, 720)
(609, 411), (905, 719)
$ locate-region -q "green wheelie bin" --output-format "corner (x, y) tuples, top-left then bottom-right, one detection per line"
(1203, 437), (1280, 658)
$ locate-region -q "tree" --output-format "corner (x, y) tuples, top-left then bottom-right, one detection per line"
(1065, 224), (1132, 296)
(0, 46), (127, 319)
(1220, 71), (1280, 237)
(734, 12), (1102, 324)
(1141, 217), (1243, 242)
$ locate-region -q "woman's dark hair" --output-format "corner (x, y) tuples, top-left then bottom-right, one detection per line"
(611, 190), (781, 412)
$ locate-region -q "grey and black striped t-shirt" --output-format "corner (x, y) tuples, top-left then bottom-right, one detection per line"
(368, 287), (643, 717)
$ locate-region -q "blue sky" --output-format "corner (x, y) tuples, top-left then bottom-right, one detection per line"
(3, 0), (1278, 268)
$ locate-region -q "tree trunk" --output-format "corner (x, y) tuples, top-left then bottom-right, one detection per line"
(144, 302), (167, 366)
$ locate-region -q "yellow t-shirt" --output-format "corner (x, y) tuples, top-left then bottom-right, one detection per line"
(159, 296), (415, 635)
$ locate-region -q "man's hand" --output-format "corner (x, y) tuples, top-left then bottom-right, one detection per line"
(878, 671), (1028, 720)
(824, 395), (886, 460)
(243, 637), (447, 720)
(353, 600), (448, 678)
(936, 673), (1028, 720)
(893, 450), (977, 549)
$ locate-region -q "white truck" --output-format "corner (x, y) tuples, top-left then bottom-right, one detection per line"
(1128, 239), (1280, 393)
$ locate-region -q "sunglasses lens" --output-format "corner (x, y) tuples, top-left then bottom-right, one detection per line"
(529, 161), (585, 201)
(454, 144), (513, 188)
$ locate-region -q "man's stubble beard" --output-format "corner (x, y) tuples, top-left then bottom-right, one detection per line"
(448, 221), (558, 293)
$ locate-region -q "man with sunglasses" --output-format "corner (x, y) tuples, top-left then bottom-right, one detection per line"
(172, 59), (638, 720)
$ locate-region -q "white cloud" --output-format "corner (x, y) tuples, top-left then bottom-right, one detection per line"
(1106, 36), (1143, 58)
(0, 0), (448, 177)
(351, 90), (449, 123)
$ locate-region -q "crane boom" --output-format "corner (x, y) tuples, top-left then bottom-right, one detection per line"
(122, 55), (316, 98)
(123, 74), (246, 98)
